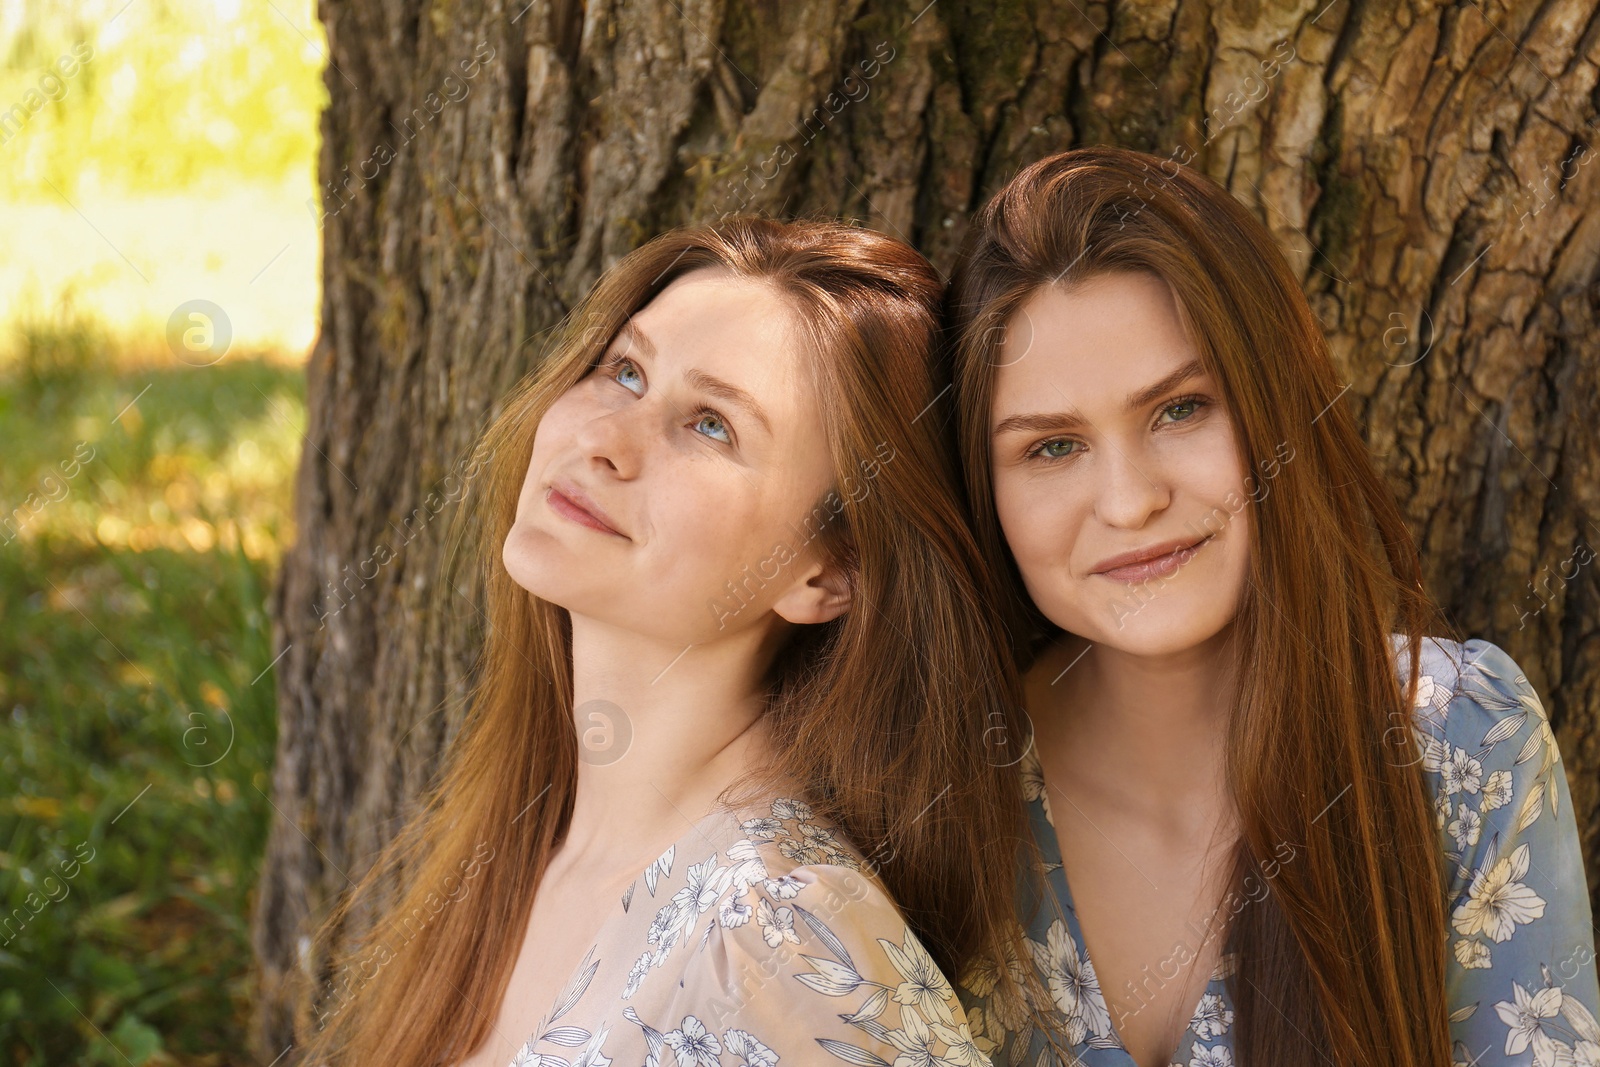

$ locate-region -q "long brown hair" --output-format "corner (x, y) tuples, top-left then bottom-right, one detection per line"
(943, 146), (1456, 1067)
(292, 216), (1041, 1067)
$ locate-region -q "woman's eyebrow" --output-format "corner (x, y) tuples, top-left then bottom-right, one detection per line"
(611, 320), (774, 437)
(683, 368), (773, 436)
(991, 358), (1206, 437)
(610, 319), (656, 358)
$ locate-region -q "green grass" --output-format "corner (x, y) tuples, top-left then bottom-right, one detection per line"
(1, 0), (322, 1059)
(0, 317), (304, 1065)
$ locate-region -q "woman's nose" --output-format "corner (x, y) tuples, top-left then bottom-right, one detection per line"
(571, 403), (645, 478)
(1092, 444), (1171, 529)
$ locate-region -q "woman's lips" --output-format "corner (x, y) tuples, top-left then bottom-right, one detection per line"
(1094, 535), (1212, 583)
(545, 486), (625, 536)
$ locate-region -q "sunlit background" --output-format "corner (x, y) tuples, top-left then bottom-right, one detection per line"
(1, 0), (326, 1060)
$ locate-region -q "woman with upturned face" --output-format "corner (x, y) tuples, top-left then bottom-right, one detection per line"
(295, 218), (1041, 1067)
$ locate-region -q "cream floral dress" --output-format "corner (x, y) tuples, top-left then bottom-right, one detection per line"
(956, 635), (1600, 1067)
(500, 794), (990, 1067)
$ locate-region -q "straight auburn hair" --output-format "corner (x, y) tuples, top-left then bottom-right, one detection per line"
(943, 146), (1456, 1067)
(292, 216), (1047, 1067)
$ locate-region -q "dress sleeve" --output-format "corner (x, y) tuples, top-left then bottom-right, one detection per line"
(1416, 638), (1600, 1066)
(952, 946), (1031, 1067)
(630, 857), (994, 1067)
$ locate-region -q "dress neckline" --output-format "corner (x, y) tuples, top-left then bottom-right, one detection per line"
(1021, 757), (1226, 1067)
(533, 802), (739, 1034)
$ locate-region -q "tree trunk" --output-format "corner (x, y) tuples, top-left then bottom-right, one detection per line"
(254, 0), (1600, 1058)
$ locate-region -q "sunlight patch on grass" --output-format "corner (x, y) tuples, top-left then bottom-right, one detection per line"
(0, 180), (322, 369)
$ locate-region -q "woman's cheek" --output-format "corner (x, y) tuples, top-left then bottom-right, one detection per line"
(991, 478), (1028, 560)
(533, 391), (587, 449)
(1201, 415), (1248, 495)
(667, 475), (751, 581)
(996, 483), (1062, 587)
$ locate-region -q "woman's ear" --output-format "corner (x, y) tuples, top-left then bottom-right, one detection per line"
(770, 558), (852, 625)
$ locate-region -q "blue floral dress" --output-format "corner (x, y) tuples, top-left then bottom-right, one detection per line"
(956, 636), (1600, 1067)
(490, 794), (989, 1067)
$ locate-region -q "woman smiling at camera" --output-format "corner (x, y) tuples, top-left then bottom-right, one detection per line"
(292, 217), (1042, 1067)
(944, 147), (1600, 1067)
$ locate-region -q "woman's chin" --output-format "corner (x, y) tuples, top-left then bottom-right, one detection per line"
(1050, 602), (1229, 658)
(504, 525), (582, 592)
(501, 543), (569, 603)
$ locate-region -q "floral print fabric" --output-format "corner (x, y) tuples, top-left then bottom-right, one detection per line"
(956, 635), (1600, 1067)
(501, 795), (989, 1067)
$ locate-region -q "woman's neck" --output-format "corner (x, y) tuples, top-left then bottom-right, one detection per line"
(556, 612), (780, 871)
(1028, 626), (1240, 838)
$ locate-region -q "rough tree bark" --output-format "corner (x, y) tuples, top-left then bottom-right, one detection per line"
(255, 0), (1600, 1058)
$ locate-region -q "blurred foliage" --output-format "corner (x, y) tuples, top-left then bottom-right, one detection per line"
(0, 309), (306, 1063)
(0, 2), (323, 1061)
(0, 0), (327, 201)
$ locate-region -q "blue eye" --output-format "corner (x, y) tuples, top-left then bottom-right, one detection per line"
(608, 356), (644, 395)
(693, 410), (732, 444)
